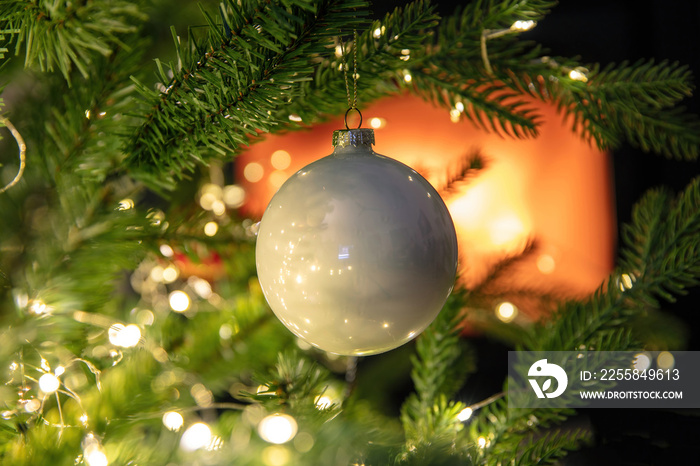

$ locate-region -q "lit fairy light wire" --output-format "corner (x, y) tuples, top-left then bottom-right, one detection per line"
(633, 353), (651, 371)
(28, 299), (51, 315)
(0, 116), (27, 194)
(456, 392), (505, 424)
(314, 394), (333, 409)
(480, 20), (537, 75)
(12, 359), (76, 436)
(5, 347), (96, 434)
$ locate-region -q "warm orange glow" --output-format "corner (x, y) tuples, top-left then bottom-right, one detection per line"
(236, 94), (615, 312)
(536, 254), (556, 274)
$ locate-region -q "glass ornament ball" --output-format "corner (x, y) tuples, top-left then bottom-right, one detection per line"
(255, 128), (458, 355)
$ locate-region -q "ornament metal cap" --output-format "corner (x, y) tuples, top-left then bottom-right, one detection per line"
(332, 128), (375, 148)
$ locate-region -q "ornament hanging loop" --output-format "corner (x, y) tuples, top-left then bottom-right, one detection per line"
(344, 107), (362, 130)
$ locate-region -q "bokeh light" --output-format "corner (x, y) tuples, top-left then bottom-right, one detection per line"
(108, 324), (141, 348)
(258, 413), (298, 444)
(162, 411), (184, 431)
(495, 302), (518, 323)
(169, 291), (191, 312)
(180, 422), (212, 451)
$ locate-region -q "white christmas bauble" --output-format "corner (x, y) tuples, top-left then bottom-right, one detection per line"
(256, 128), (458, 355)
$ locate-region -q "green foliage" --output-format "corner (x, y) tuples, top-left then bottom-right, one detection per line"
(493, 429), (591, 466)
(411, 0), (700, 160)
(125, 0), (372, 186)
(438, 148), (485, 196)
(0, 0), (147, 82)
(620, 177), (700, 300)
(408, 1), (556, 138)
(1, 0), (700, 465)
(526, 177), (700, 352)
(406, 290), (474, 410)
(466, 396), (578, 466)
(399, 290), (474, 463)
(280, 0), (440, 124)
(507, 58), (700, 160)
(245, 352), (334, 409)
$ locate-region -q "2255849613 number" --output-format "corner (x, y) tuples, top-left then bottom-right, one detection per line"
(598, 368), (680, 381)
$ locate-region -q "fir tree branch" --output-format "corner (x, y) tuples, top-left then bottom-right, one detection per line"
(279, 0), (440, 125)
(0, 0), (147, 83)
(437, 148), (485, 196)
(42, 39), (149, 181)
(593, 59), (694, 109)
(400, 289), (475, 460)
(491, 429), (591, 466)
(399, 1), (556, 137)
(124, 0), (371, 184)
(0, 35), (157, 313)
(467, 397), (576, 465)
(526, 176), (700, 352)
(410, 72), (541, 138)
(506, 58), (700, 160)
(467, 177), (700, 462)
(408, 1), (700, 160)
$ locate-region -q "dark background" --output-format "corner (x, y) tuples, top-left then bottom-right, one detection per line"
(530, 3), (700, 463)
(367, 1), (700, 464)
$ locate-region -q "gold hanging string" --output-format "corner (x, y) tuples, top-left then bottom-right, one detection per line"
(340, 30), (361, 129)
(0, 117), (27, 194)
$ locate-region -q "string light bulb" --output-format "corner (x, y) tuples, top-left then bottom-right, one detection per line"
(108, 324), (141, 348)
(314, 395), (333, 410)
(568, 67), (589, 82)
(39, 373), (60, 394)
(271, 150), (291, 170)
(457, 407), (473, 422)
(204, 221), (219, 236)
(180, 422), (213, 451)
(169, 290), (191, 312)
(510, 20), (536, 31)
(28, 299), (49, 315)
(495, 302), (518, 323)
(618, 272), (635, 291)
(162, 411), (184, 431)
(258, 413), (298, 444)
(117, 199), (134, 210)
(244, 162), (265, 182)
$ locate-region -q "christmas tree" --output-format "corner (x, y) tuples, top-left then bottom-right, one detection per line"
(1, 0), (699, 465)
